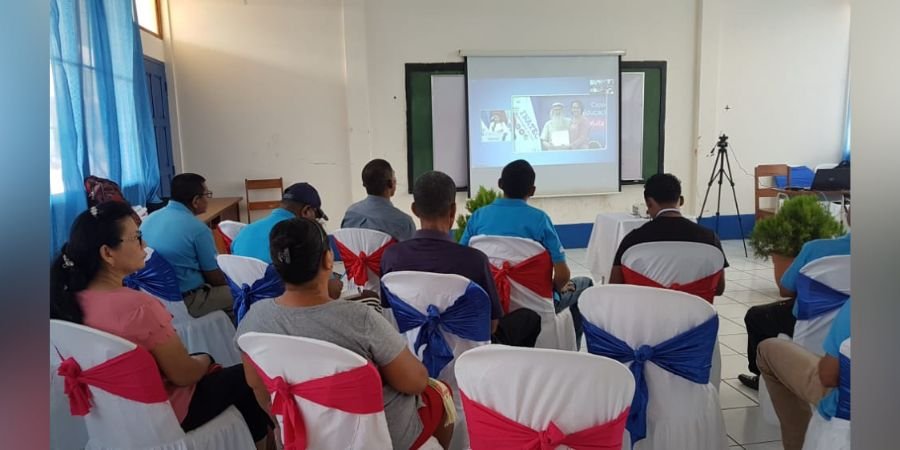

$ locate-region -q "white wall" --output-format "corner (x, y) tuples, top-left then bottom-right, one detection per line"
(694, 0), (850, 216)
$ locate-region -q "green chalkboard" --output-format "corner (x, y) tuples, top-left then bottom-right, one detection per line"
(621, 61), (667, 182)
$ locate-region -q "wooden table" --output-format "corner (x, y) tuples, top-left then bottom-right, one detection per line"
(196, 197), (242, 253)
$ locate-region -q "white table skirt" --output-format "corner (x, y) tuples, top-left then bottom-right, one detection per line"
(585, 212), (649, 282)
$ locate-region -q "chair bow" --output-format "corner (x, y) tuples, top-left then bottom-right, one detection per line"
(795, 273), (850, 320)
(583, 315), (718, 445)
(248, 358), (384, 450)
(837, 351), (851, 420)
(488, 252), (554, 313)
(461, 391), (629, 450)
(621, 266), (722, 304)
(334, 239), (395, 286)
(226, 265), (285, 324)
(383, 282), (491, 378)
(123, 251), (182, 301)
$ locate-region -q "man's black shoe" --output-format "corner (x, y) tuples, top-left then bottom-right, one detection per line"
(738, 374), (759, 390)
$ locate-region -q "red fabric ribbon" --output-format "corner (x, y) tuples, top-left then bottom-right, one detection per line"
(56, 347), (169, 416)
(461, 391), (629, 450)
(334, 238), (396, 286)
(489, 251), (554, 314)
(621, 265), (722, 303)
(248, 358), (384, 450)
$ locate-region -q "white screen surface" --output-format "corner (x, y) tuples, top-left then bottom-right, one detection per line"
(467, 55), (620, 196)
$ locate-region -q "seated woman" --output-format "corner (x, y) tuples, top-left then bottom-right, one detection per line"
(50, 202), (273, 449)
(236, 217), (454, 450)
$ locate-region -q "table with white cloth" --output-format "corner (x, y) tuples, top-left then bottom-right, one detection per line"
(585, 212), (649, 283)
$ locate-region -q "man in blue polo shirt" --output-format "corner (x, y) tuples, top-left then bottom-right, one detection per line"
(341, 159), (416, 241)
(141, 173), (233, 317)
(460, 159), (593, 347)
(757, 299), (851, 450)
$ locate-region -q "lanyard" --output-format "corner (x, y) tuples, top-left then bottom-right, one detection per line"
(654, 208), (682, 219)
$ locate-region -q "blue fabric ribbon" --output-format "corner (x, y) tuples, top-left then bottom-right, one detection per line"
(583, 315), (718, 445)
(795, 274), (850, 320)
(226, 265), (285, 324)
(837, 352), (851, 420)
(382, 282), (492, 378)
(123, 251), (182, 302)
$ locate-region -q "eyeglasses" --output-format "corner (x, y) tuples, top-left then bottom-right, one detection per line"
(120, 230), (143, 244)
(197, 191), (213, 199)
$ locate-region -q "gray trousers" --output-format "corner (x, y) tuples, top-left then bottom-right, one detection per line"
(183, 284), (234, 319)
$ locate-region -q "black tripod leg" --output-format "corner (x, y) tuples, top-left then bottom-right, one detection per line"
(722, 151), (749, 256)
(714, 151), (726, 235)
(697, 150), (722, 221)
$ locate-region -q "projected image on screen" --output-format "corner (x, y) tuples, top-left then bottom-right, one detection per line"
(466, 55), (621, 196)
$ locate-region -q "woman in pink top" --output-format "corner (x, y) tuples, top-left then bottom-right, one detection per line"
(50, 202), (272, 449)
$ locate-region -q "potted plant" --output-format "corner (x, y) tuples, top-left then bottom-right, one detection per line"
(749, 195), (844, 294)
(454, 186), (499, 242)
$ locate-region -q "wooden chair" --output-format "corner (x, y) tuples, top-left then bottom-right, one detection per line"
(754, 165), (790, 220)
(244, 178), (283, 222)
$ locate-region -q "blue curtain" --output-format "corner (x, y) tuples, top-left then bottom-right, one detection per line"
(841, 70), (851, 163)
(50, 0), (160, 257)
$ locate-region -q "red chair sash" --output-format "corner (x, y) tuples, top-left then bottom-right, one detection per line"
(56, 346), (169, 416)
(334, 238), (396, 286)
(249, 358), (384, 450)
(621, 265), (722, 303)
(461, 391), (629, 450)
(489, 251), (554, 314)
(217, 227), (234, 254)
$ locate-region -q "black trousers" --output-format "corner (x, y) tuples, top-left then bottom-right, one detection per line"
(180, 365), (273, 442)
(743, 298), (796, 374)
(492, 308), (542, 348)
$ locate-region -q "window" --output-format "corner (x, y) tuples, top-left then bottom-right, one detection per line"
(135, 0), (161, 38)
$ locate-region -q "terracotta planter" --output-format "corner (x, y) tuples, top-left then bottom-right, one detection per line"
(771, 253), (796, 297)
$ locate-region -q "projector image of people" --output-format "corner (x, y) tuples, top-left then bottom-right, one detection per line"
(508, 94), (608, 153)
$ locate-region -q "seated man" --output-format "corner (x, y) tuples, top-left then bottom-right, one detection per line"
(757, 299), (851, 450)
(739, 228), (851, 390)
(460, 160), (590, 347)
(140, 173), (233, 318)
(231, 182), (342, 300)
(382, 171), (542, 348)
(609, 173), (728, 297)
(341, 159), (416, 241)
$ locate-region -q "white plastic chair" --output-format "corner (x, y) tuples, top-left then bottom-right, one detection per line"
(238, 332), (442, 450)
(50, 319), (255, 450)
(381, 271), (493, 450)
(803, 337), (851, 450)
(469, 235), (577, 351)
(579, 285), (727, 450)
(332, 228), (395, 292)
(137, 248), (241, 367)
(455, 345), (635, 450)
(793, 255), (851, 356)
(620, 241), (726, 389)
(216, 220), (246, 253)
(50, 344), (88, 450)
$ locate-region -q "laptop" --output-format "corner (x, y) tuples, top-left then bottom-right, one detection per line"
(810, 167), (850, 191)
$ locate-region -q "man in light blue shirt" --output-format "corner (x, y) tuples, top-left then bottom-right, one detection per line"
(141, 173), (233, 317)
(460, 159), (592, 347)
(757, 299), (850, 450)
(341, 159), (416, 241)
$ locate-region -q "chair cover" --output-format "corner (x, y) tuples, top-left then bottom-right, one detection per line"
(217, 254), (284, 324)
(381, 271), (493, 450)
(803, 338), (851, 450)
(51, 345), (88, 450)
(469, 235), (577, 351)
(128, 248), (241, 367)
(455, 345), (635, 450)
(793, 255), (851, 355)
(237, 332), (393, 450)
(332, 228), (396, 292)
(50, 320), (255, 450)
(579, 285), (727, 450)
(216, 220), (246, 253)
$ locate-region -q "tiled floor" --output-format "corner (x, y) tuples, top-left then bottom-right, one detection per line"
(567, 240), (785, 449)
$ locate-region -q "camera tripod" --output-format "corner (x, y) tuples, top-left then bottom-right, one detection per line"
(697, 134), (748, 257)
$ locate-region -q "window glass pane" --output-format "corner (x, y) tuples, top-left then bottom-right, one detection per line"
(135, 0), (160, 36)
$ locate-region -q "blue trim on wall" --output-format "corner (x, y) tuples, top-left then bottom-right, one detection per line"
(555, 223), (595, 249)
(697, 214), (755, 239)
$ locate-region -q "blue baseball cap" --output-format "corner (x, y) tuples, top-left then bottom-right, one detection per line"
(283, 182), (328, 221)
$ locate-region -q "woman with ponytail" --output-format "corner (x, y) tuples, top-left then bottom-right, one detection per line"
(51, 202), (272, 449)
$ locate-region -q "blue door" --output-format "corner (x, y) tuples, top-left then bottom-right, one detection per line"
(143, 57), (175, 198)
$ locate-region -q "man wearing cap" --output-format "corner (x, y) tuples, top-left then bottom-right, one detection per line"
(540, 102), (571, 150)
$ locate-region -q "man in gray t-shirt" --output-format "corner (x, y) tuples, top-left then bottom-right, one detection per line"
(236, 298), (422, 449)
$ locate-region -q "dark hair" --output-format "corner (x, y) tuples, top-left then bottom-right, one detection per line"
(413, 171), (456, 219)
(50, 202), (137, 323)
(170, 173), (206, 205)
(644, 173), (682, 204)
(269, 217), (330, 285)
(362, 159), (395, 196)
(499, 159), (535, 199)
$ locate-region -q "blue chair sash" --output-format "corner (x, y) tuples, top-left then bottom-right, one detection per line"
(583, 315), (718, 445)
(795, 273), (850, 320)
(124, 252), (182, 302)
(226, 265), (285, 324)
(837, 352), (851, 420)
(382, 282), (491, 378)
